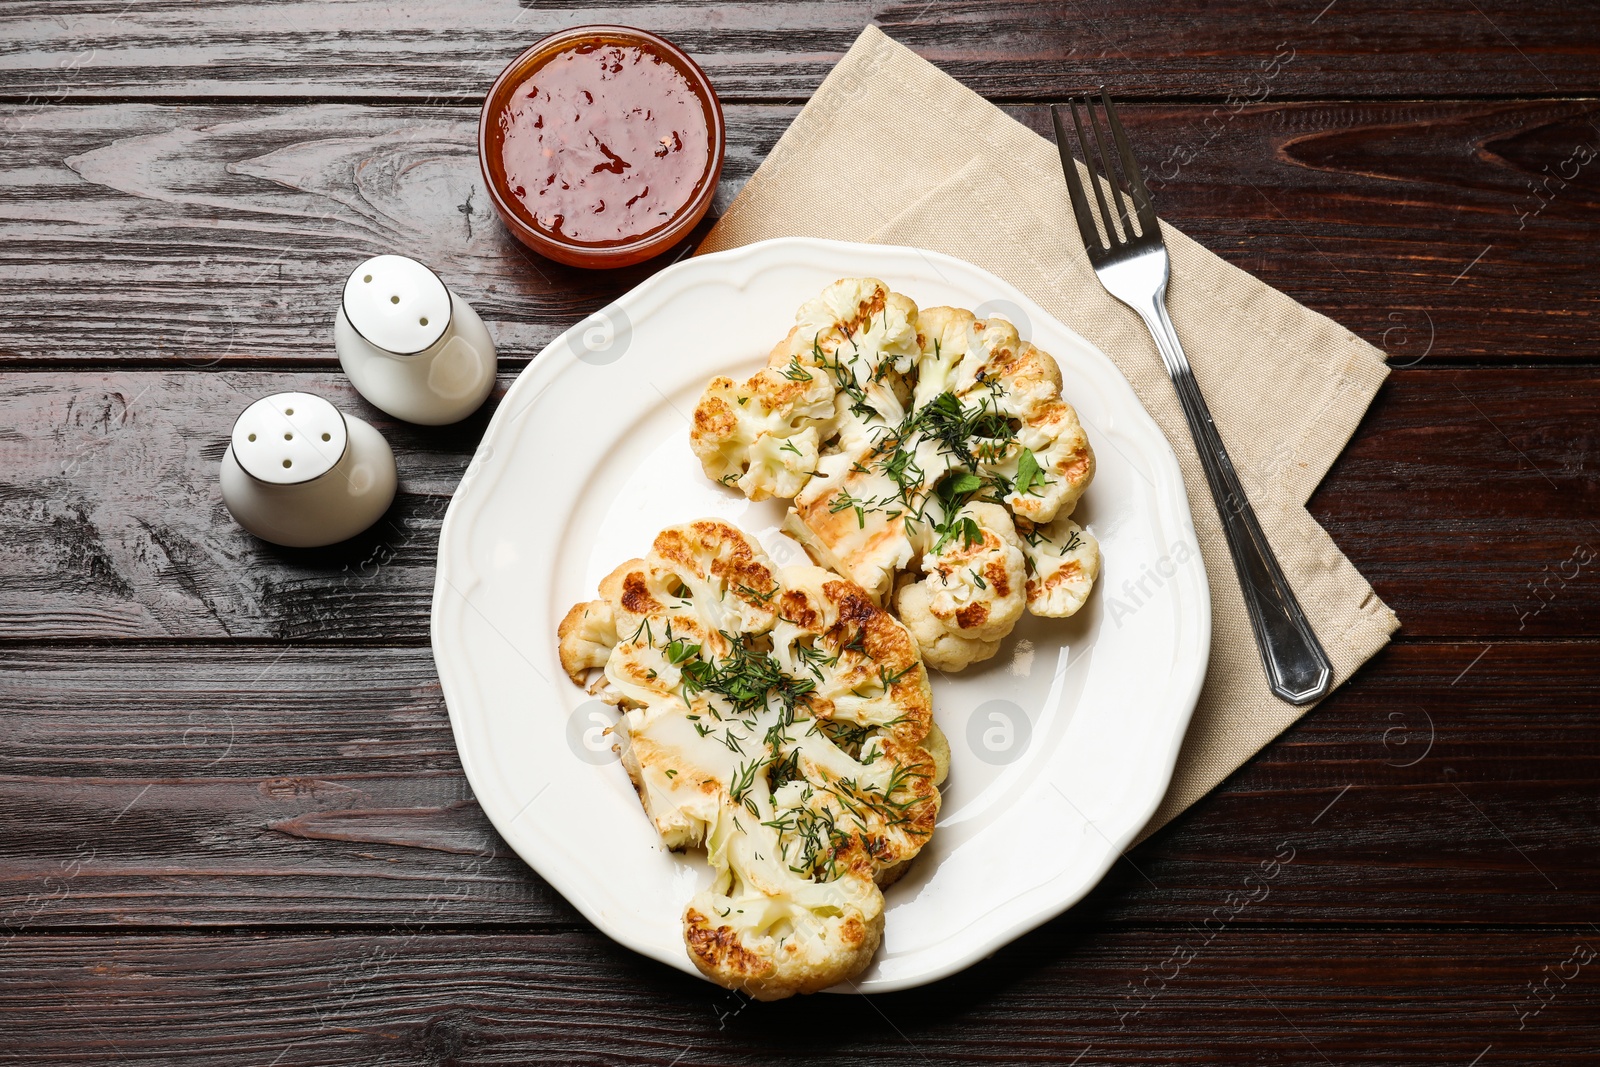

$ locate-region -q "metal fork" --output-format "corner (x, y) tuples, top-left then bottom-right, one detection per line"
(1050, 91), (1332, 705)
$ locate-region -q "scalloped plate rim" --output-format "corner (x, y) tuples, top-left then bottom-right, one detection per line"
(431, 236), (1210, 994)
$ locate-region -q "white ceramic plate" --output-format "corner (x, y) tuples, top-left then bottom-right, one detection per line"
(432, 237), (1210, 993)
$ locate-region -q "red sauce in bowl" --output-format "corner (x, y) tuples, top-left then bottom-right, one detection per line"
(480, 27), (724, 268)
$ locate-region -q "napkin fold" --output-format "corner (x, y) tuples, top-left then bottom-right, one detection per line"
(698, 25), (1399, 837)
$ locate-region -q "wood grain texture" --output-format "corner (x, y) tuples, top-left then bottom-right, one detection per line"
(4, 642), (1596, 928)
(1311, 366), (1600, 638)
(0, 103), (790, 368)
(1, 367), (1595, 641)
(1, 0), (1597, 102)
(2, 100), (1597, 367)
(3, 0), (1599, 1058)
(2, 928), (1597, 1065)
(0, 99), (1593, 371)
(0, 371), (484, 640)
(1022, 99), (1600, 364)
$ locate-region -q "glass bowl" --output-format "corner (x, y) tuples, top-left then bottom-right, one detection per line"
(478, 26), (726, 270)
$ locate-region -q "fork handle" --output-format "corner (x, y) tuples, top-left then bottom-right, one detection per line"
(1133, 293), (1333, 705)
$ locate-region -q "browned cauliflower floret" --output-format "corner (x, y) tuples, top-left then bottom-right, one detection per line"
(559, 520), (941, 1000)
(690, 366), (833, 501)
(1017, 514), (1102, 617)
(895, 581), (996, 671)
(935, 309), (1096, 523)
(915, 309), (1047, 412)
(783, 450), (916, 605)
(893, 503), (1028, 671)
(792, 276), (920, 427)
(997, 392), (1094, 524)
(691, 278), (919, 502)
(684, 817), (883, 1002)
(557, 598), (616, 684)
(913, 502), (1027, 640)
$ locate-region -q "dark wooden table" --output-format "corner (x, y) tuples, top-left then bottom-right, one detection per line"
(3, 2), (1597, 1063)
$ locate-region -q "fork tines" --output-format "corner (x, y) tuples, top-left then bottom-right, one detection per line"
(1050, 91), (1159, 265)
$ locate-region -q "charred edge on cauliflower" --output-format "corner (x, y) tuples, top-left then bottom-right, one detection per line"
(695, 288), (1097, 670)
(819, 388), (1034, 537)
(561, 522), (941, 999)
(674, 624), (932, 849)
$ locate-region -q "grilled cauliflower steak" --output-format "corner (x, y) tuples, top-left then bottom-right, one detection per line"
(560, 519), (941, 1000)
(691, 280), (1101, 670)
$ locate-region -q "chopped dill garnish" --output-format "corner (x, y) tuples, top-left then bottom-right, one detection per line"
(682, 631), (816, 717)
(781, 353), (814, 382)
(730, 756), (765, 814)
(734, 582), (778, 603)
(828, 489), (869, 529)
(878, 663), (914, 690)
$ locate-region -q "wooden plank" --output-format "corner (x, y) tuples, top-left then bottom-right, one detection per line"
(0, 645), (573, 928)
(1114, 639), (1600, 923)
(1, 928), (1596, 1063)
(0, 366), (1594, 641)
(0, 103), (792, 369)
(0, 370), (477, 641)
(1017, 99), (1600, 364)
(1, 1), (1597, 101)
(1310, 366), (1600, 639)
(3, 642), (1595, 927)
(1, 100), (1596, 369)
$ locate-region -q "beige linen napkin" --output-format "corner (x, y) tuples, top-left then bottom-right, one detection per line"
(698, 25), (1399, 837)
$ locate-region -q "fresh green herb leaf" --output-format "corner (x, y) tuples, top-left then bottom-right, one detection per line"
(932, 514), (983, 555)
(664, 638), (701, 666)
(1014, 447), (1050, 497)
(948, 472), (984, 496)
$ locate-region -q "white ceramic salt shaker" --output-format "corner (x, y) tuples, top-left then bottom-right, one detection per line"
(220, 392), (397, 548)
(334, 254), (497, 426)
